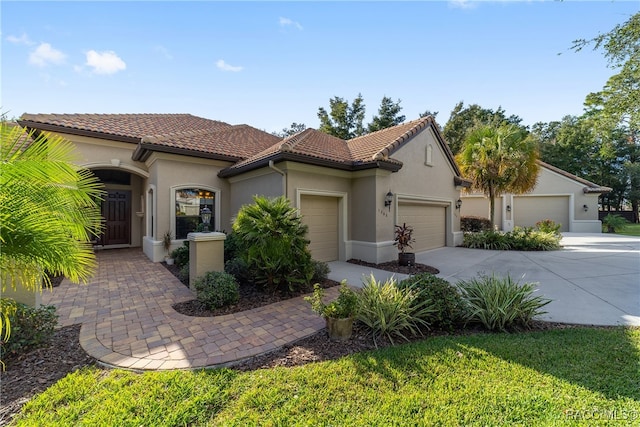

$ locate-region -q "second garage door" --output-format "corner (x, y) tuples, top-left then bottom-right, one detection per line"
(513, 196), (569, 232)
(398, 202), (446, 252)
(300, 195), (339, 262)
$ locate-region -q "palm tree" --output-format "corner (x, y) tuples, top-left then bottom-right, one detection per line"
(456, 123), (539, 228)
(0, 122), (104, 340)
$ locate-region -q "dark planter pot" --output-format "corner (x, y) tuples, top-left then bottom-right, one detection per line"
(325, 316), (354, 341)
(398, 252), (415, 267)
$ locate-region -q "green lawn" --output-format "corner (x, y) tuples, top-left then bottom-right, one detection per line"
(617, 223), (640, 237)
(13, 327), (640, 426)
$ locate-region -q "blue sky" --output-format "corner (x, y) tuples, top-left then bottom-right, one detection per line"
(2, 1), (638, 133)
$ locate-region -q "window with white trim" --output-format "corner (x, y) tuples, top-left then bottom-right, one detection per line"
(174, 188), (215, 239)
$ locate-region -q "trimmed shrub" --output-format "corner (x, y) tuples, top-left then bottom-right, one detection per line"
(398, 273), (464, 332)
(232, 196), (314, 292)
(171, 242), (190, 268)
(458, 274), (551, 331)
(1, 299), (58, 358)
(311, 260), (330, 283)
(461, 216), (492, 232)
(356, 274), (432, 345)
(194, 272), (240, 310)
(535, 219), (561, 236)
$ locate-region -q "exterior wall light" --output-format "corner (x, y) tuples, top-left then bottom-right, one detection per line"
(200, 206), (212, 232)
(506, 205), (511, 212)
(455, 199), (462, 210)
(583, 204), (589, 212)
(384, 191), (394, 211)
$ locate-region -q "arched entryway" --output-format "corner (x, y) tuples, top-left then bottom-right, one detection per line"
(91, 168), (146, 248)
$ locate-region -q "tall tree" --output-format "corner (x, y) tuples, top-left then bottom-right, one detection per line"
(573, 12), (640, 221)
(273, 122), (306, 138)
(456, 123), (539, 228)
(443, 102), (526, 155)
(0, 123), (103, 342)
(317, 94), (366, 139)
(368, 96), (405, 133)
(419, 110), (438, 119)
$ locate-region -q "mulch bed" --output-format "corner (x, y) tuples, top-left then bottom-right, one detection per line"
(347, 259), (439, 275)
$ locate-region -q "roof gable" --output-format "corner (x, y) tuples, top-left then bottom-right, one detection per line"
(539, 161), (611, 194)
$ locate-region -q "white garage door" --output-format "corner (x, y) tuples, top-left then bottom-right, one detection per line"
(513, 196), (569, 232)
(300, 195), (339, 262)
(398, 202), (446, 252)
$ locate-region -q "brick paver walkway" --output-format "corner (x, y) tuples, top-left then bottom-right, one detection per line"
(43, 249), (333, 370)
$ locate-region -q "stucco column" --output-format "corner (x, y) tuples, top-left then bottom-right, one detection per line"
(187, 232), (226, 290)
(2, 276), (42, 307)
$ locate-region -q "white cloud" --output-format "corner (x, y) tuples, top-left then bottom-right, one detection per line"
(279, 17), (303, 31)
(216, 59), (243, 72)
(154, 45), (173, 60)
(28, 43), (66, 67)
(7, 32), (34, 45)
(85, 50), (126, 74)
(449, 0), (477, 10)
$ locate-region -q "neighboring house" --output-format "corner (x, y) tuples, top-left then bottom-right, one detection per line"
(460, 161), (611, 232)
(18, 114), (471, 264)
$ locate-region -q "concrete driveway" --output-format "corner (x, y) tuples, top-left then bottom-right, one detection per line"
(329, 233), (640, 327)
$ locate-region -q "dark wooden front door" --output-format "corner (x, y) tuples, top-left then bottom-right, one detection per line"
(100, 190), (131, 245)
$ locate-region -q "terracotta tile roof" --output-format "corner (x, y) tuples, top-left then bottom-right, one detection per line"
(348, 116), (436, 161)
(18, 113), (231, 142)
(138, 125), (280, 161)
(539, 160), (612, 194)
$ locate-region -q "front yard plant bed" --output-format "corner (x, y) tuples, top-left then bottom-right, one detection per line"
(171, 276), (340, 317)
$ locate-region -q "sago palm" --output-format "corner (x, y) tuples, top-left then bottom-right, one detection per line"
(456, 123), (539, 228)
(0, 122), (104, 340)
(232, 196), (313, 291)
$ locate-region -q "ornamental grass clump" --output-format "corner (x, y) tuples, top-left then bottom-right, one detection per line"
(356, 274), (433, 345)
(458, 273), (551, 332)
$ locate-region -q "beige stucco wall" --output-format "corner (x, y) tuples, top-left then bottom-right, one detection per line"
(228, 168), (284, 225)
(387, 127), (463, 250)
(143, 153), (232, 261)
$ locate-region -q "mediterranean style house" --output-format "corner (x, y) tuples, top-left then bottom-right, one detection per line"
(18, 113), (472, 264)
(460, 160), (611, 232)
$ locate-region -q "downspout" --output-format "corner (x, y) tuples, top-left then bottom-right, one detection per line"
(268, 160), (287, 197)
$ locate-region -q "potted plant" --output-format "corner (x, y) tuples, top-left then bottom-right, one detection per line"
(305, 280), (358, 341)
(394, 223), (415, 266)
(162, 230), (174, 265)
